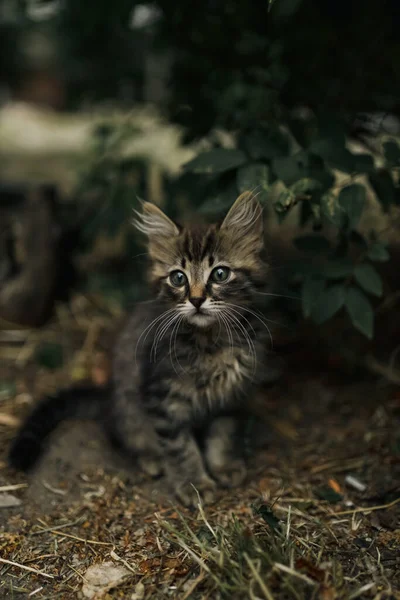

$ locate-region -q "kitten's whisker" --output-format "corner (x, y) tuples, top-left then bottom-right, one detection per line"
(151, 313), (180, 362)
(135, 308), (176, 366)
(220, 309), (256, 375)
(170, 315), (185, 376)
(218, 311), (234, 356)
(224, 302), (274, 349)
(255, 291), (300, 301)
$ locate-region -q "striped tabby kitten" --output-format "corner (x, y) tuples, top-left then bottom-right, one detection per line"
(9, 191), (270, 506)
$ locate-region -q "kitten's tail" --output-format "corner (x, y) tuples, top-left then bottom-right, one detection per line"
(8, 384), (111, 472)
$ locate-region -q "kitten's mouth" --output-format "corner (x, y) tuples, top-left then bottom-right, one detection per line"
(187, 311), (215, 327)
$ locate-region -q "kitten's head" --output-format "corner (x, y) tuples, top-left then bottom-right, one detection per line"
(135, 192), (266, 328)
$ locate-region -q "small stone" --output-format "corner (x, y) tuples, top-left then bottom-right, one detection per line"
(0, 493), (22, 508)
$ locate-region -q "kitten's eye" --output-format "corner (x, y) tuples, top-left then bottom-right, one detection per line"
(169, 270), (187, 287)
(210, 266), (231, 283)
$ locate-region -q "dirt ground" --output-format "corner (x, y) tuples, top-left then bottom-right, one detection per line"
(0, 305), (399, 599)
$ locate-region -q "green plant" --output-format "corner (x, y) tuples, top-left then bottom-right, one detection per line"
(182, 119), (399, 339)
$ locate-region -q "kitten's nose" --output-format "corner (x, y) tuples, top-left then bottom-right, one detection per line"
(190, 297), (205, 311)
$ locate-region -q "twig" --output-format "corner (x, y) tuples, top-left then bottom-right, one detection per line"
(31, 517), (84, 535)
(330, 496), (400, 517)
(110, 549), (137, 575)
(49, 530), (112, 546)
(0, 484), (28, 492)
(0, 557), (54, 579)
(41, 480), (68, 496)
(28, 587), (43, 597)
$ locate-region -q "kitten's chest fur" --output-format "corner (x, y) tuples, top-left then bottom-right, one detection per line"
(176, 342), (251, 408)
(115, 305), (262, 419)
(147, 323), (256, 414)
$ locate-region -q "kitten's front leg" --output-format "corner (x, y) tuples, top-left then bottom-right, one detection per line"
(204, 416), (247, 488)
(157, 425), (216, 506)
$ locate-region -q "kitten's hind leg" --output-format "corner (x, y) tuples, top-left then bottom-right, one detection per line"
(204, 416), (247, 488)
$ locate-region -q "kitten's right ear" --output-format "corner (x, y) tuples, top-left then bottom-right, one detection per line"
(134, 202), (179, 239)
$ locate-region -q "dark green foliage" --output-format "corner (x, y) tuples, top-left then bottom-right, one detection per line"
(3, 0), (399, 343)
(345, 287), (374, 340)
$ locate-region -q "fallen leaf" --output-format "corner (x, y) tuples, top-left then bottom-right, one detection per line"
(82, 561), (131, 599)
(295, 558), (325, 582)
(0, 493), (22, 508)
(328, 478), (342, 494)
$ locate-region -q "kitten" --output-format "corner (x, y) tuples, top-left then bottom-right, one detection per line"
(9, 191), (271, 506)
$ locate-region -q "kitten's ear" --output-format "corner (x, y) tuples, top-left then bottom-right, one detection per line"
(134, 201), (179, 239)
(220, 191), (263, 237)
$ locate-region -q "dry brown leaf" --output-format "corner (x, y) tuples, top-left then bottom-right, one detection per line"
(328, 478), (342, 494)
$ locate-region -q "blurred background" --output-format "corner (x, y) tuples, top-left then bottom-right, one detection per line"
(1, 0), (400, 378)
(2, 5), (400, 597)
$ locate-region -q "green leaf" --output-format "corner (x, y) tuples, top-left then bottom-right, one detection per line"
(273, 188), (297, 218)
(184, 149), (247, 174)
(338, 184), (366, 229)
(320, 192), (346, 227)
(324, 259), (353, 279)
(290, 178), (322, 194)
(383, 140), (400, 166)
(199, 194), (237, 216)
(354, 153), (374, 174)
(252, 503), (281, 530)
(311, 284), (346, 324)
(310, 139), (356, 172)
(35, 343), (64, 371)
(272, 151), (334, 189)
(236, 163), (269, 202)
(272, 155), (303, 185)
(315, 487), (343, 504)
(345, 287), (374, 339)
(368, 169), (396, 210)
(294, 234), (330, 254)
(367, 242), (390, 262)
(301, 276), (325, 318)
(354, 264), (383, 297)
(287, 115), (318, 148)
(242, 128), (290, 160)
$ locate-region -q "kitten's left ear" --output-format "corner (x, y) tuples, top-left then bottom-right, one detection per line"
(220, 191), (263, 237)
(134, 201), (179, 239)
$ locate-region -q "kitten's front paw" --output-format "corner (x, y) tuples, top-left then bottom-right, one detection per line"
(210, 460), (247, 488)
(138, 456), (163, 478)
(174, 477), (217, 507)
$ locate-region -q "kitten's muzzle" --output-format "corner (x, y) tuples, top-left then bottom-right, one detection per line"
(190, 296), (206, 311)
